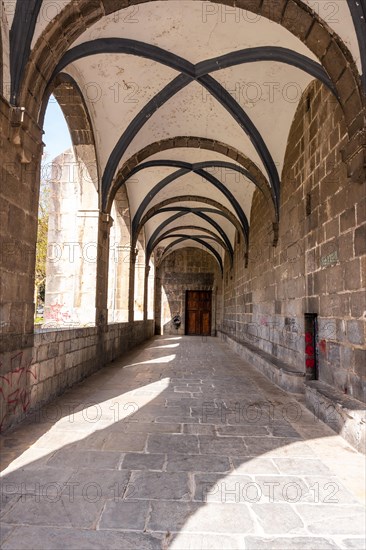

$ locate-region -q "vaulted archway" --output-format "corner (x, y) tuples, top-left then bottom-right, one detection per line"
(0, 0), (365, 504)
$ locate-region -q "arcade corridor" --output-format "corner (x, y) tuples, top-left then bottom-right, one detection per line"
(0, 0), (366, 547)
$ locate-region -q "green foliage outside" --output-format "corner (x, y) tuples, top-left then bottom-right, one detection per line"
(34, 161), (50, 322)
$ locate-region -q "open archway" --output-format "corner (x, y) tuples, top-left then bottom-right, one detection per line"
(41, 75), (100, 328)
(0, 1), (365, 512)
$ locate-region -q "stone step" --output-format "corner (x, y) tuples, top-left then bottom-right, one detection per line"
(219, 331), (305, 394)
(305, 380), (366, 454)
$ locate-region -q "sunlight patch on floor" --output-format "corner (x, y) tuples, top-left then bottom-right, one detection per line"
(0, 378), (170, 475)
(148, 343), (180, 349)
(123, 354), (177, 368)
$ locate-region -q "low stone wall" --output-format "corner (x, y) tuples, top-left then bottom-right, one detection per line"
(0, 321), (154, 432)
(220, 330), (366, 453)
(219, 330), (305, 394)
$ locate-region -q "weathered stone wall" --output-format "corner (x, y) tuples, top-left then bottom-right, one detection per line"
(0, 96), (42, 356)
(108, 187), (130, 323)
(148, 262), (155, 320)
(156, 247), (222, 336)
(134, 234), (146, 321)
(44, 150), (99, 326)
(222, 81), (365, 403)
(0, 320), (154, 431)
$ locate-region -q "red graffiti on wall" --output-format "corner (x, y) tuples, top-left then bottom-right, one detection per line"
(305, 333), (315, 369)
(319, 339), (327, 354)
(0, 352), (37, 431)
(48, 302), (72, 323)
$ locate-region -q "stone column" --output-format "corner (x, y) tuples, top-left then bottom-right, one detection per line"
(128, 246), (138, 323)
(143, 264), (151, 321)
(0, 102), (43, 430)
(154, 267), (162, 335)
(95, 212), (113, 326)
(0, 102), (43, 352)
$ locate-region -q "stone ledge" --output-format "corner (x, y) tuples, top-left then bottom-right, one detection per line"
(218, 331), (305, 394)
(305, 380), (366, 454)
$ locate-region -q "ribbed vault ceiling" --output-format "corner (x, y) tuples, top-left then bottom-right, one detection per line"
(3, 0), (365, 266)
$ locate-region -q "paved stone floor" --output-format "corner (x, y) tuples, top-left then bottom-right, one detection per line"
(0, 336), (365, 549)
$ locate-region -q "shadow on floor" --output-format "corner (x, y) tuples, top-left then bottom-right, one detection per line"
(0, 336), (365, 550)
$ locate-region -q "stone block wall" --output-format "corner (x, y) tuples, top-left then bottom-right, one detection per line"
(134, 236), (146, 321)
(156, 248), (222, 336)
(0, 96), (43, 352)
(222, 81), (365, 402)
(0, 320), (154, 432)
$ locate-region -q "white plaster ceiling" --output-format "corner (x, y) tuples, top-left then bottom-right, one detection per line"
(67, 55), (179, 172)
(131, 169), (237, 217)
(213, 62), (315, 173)
(148, 148), (244, 165)
(157, 235), (224, 258)
(155, 226), (225, 250)
(125, 167), (254, 220)
(124, 158), (254, 255)
(72, 2), (318, 61)
(145, 174), (244, 217)
(63, 57), (314, 181)
(126, 166), (179, 218)
(55, 1), (334, 260)
(157, 238), (225, 266)
(143, 209), (236, 250)
(10, 0), (362, 263)
(22, 0), (361, 72)
(119, 80), (265, 172)
(154, 212), (228, 242)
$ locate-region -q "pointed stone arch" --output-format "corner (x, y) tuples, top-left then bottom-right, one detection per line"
(17, 0), (364, 134)
(106, 136), (274, 216)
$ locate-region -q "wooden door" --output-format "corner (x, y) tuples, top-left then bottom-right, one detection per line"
(185, 291), (212, 335)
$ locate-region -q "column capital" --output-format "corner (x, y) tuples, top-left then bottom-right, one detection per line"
(8, 105), (43, 163)
(272, 222), (279, 247)
(131, 248), (139, 263)
(99, 212), (114, 228)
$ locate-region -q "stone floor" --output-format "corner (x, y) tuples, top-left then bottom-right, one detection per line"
(0, 336), (365, 550)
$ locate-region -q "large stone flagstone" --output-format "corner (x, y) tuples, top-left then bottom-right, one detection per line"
(1, 336), (365, 549)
